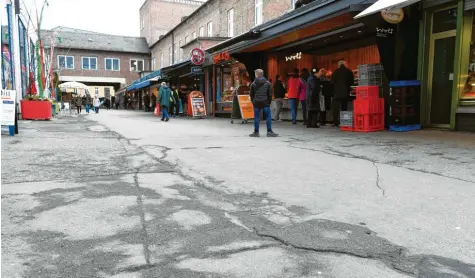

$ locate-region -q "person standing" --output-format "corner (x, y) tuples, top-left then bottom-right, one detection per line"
(75, 95), (83, 114)
(320, 70), (333, 125)
(172, 86), (180, 117)
(297, 68), (309, 125)
(273, 75), (286, 121)
(85, 94), (91, 113)
(144, 93), (150, 112)
(249, 69), (278, 137)
(93, 96), (101, 114)
(286, 68), (300, 124)
(306, 68), (324, 128)
(331, 60), (354, 127)
(159, 82), (172, 122)
(151, 93), (157, 112)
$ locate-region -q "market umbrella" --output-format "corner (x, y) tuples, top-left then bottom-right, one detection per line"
(58, 81), (89, 90)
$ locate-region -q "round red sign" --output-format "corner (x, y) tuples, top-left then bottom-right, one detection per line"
(190, 48), (205, 65)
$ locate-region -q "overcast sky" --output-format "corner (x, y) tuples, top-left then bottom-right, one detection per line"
(21, 0), (144, 37)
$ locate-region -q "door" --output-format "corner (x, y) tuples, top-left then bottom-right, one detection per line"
(427, 7), (458, 127)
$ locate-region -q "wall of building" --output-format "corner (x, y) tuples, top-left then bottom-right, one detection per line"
(140, 0), (203, 46)
(52, 48), (150, 85)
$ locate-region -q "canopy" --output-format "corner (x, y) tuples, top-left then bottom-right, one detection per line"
(354, 0), (420, 18)
(59, 81), (89, 90)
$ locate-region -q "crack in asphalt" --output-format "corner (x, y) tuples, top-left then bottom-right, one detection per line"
(372, 162), (385, 197)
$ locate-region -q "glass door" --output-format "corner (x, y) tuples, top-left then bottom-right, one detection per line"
(427, 7), (457, 127)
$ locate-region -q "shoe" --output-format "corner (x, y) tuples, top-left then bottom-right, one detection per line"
(267, 131), (279, 137)
(161, 118), (165, 121)
(249, 132), (260, 137)
(165, 118), (169, 122)
(292, 122), (297, 125)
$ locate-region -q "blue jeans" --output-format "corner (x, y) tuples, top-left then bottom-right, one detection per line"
(162, 106), (169, 119)
(289, 99), (298, 123)
(254, 106), (272, 133)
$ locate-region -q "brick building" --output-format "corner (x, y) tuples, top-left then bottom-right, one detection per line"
(43, 27), (151, 97)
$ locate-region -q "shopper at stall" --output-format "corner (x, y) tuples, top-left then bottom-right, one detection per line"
(171, 86), (180, 117)
(159, 82), (173, 122)
(143, 93), (150, 112)
(306, 68), (324, 128)
(297, 68), (310, 125)
(320, 70), (333, 125)
(331, 60), (354, 127)
(273, 75), (286, 121)
(287, 68), (300, 124)
(249, 69), (278, 137)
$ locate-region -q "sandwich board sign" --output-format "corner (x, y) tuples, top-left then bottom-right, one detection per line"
(1, 89), (16, 136)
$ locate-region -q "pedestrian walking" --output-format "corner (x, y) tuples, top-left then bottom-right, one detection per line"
(85, 94), (91, 113)
(273, 75), (286, 121)
(93, 96), (101, 114)
(306, 68), (324, 128)
(249, 69), (278, 137)
(115, 96), (120, 110)
(331, 60), (354, 127)
(287, 68), (300, 124)
(144, 93), (150, 112)
(172, 86), (180, 117)
(151, 94), (157, 112)
(159, 82), (173, 122)
(75, 95), (83, 114)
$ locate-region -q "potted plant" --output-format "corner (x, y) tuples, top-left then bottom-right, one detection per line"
(21, 95), (52, 120)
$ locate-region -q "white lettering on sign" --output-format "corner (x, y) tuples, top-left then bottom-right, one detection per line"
(1, 89), (16, 126)
(285, 52), (302, 62)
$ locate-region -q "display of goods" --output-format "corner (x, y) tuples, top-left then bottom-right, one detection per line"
(354, 113), (384, 132)
(358, 64), (384, 86)
(354, 98), (384, 115)
(356, 86), (380, 99)
(340, 111), (354, 127)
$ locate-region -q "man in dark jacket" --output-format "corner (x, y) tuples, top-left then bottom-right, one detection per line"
(306, 68), (324, 128)
(273, 75), (286, 121)
(331, 60), (354, 126)
(249, 69), (278, 137)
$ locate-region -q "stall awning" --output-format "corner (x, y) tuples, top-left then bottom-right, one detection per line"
(354, 0), (420, 19)
(135, 80), (151, 90)
(126, 70), (163, 91)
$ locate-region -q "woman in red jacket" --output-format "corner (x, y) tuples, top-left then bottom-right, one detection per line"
(287, 68), (300, 124)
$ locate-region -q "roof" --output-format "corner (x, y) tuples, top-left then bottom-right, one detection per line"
(41, 28), (150, 54)
(50, 26), (102, 34)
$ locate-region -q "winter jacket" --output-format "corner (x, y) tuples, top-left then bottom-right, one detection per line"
(93, 98), (100, 107)
(273, 80), (286, 99)
(159, 86), (172, 108)
(85, 95), (92, 105)
(298, 78), (307, 101)
(75, 97), (83, 106)
(306, 75), (321, 111)
(250, 77), (272, 108)
(331, 65), (354, 100)
(287, 77), (300, 99)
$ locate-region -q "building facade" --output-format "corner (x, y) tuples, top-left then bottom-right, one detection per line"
(43, 27), (151, 93)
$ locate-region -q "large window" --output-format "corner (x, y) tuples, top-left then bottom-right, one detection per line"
(462, 13), (475, 99)
(130, 59), (144, 72)
(151, 57), (156, 70)
(199, 26), (204, 37)
(160, 52), (164, 68)
(192, 32), (197, 39)
(169, 46), (173, 66)
(105, 58), (120, 71)
(227, 9), (234, 37)
(58, 55), (74, 69)
(174, 43), (178, 63)
(141, 18), (144, 30)
(185, 35), (189, 45)
(207, 21), (213, 37)
(255, 0), (263, 25)
(82, 57), (97, 70)
(179, 39), (183, 61)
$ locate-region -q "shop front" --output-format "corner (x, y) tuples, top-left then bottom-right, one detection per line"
(126, 70), (163, 110)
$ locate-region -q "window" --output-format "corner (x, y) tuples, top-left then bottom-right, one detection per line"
(130, 59), (144, 72)
(207, 21), (213, 37)
(82, 57), (97, 70)
(169, 46), (173, 66)
(174, 43), (178, 63)
(185, 35), (189, 45)
(227, 9), (234, 37)
(94, 87), (99, 96)
(199, 26), (204, 37)
(58, 55), (74, 69)
(105, 58), (120, 71)
(141, 18), (144, 30)
(291, 0), (298, 9)
(462, 13), (475, 99)
(151, 57), (156, 70)
(160, 52), (164, 68)
(255, 0), (263, 25)
(192, 32), (197, 39)
(179, 40), (183, 61)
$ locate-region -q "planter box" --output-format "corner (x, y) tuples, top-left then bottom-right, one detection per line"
(20, 100), (52, 120)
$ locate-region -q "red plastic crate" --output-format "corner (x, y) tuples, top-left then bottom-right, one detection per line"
(354, 113), (385, 132)
(340, 126), (354, 132)
(356, 86), (380, 99)
(354, 98), (384, 115)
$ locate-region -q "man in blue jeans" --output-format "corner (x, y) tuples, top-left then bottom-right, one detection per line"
(249, 69), (278, 137)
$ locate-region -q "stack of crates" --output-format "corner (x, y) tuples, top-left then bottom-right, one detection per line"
(389, 80), (421, 132)
(340, 111), (354, 131)
(353, 86), (385, 132)
(358, 64), (384, 86)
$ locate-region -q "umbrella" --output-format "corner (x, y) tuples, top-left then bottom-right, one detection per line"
(59, 81), (89, 90)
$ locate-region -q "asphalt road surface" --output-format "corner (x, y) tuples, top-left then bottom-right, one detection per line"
(2, 110), (475, 278)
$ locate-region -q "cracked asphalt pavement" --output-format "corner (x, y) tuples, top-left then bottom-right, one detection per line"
(2, 110), (475, 278)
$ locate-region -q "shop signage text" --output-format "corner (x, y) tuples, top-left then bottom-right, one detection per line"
(376, 27), (395, 38)
(191, 66), (203, 73)
(237, 95), (254, 120)
(213, 51), (231, 64)
(285, 52), (302, 62)
(381, 9), (404, 24)
(1, 89), (16, 127)
(190, 48), (205, 66)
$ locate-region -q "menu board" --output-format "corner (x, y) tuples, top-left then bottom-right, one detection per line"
(189, 91), (206, 117)
(1, 89), (16, 126)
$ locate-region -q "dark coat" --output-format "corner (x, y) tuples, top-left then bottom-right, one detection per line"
(306, 75), (321, 111)
(331, 65), (354, 99)
(273, 79), (286, 99)
(159, 86), (172, 108)
(250, 77), (272, 108)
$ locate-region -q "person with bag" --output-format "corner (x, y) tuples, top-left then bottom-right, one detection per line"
(306, 68), (324, 128)
(273, 75), (286, 121)
(159, 82), (173, 122)
(249, 69), (278, 137)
